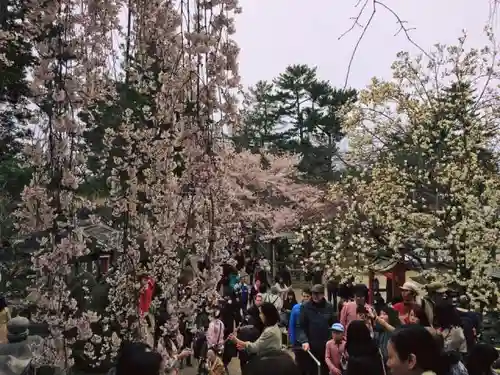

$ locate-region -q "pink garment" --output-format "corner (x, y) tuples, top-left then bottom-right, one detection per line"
(206, 319), (225, 348)
(325, 339), (346, 375)
(340, 301), (374, 331)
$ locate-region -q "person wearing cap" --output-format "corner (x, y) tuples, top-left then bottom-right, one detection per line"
(339, 284), (374, 332)
(392, 281), (419, 324)
(297, 284), (335, 375)
(422, 281), (448, 326)
(325, 323), (345, 375)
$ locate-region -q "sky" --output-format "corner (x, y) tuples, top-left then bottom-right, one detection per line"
(234, 0), (499, 90)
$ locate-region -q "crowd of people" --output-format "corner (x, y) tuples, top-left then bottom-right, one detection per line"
(0, 251), (497, 375)
(180, 256), (499, 375)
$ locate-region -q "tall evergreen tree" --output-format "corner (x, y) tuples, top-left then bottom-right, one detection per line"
(300, 86), (356, 181)
(274, 64), (317, 146)
(236, 64), (355, 182)
(234, 80), (282, 151)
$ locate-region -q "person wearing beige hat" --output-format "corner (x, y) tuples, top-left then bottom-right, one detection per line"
(392, 281), (420, 324)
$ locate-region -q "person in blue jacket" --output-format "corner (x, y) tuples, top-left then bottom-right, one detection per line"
(289, 288), (311, 345)
(290, 288), (311, 375)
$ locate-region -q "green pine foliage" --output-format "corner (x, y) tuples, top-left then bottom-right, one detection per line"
(235, 64), (357, 183)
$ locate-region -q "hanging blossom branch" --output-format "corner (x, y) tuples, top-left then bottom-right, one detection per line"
(13, 0), (122, 370)
(11, 0), (325, 371)
(91, 0), (244, 370)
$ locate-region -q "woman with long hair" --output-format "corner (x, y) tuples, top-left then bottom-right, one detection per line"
(281, 290), (298, 327)
(372, 305), (401, 361)
(206, 309), (225, 355)
(408, 304), (432, 328)
(274, 276), (292, 301)
(229, 302), (282, 356)
(434, 301), (467, 355)
(344, 320), (384, 375)
(431, 328), (468, 375)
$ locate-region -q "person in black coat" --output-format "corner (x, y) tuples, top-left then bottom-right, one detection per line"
(237, 324), (261, 372)
(280, 265), (292, 287)
(245, 258), (256, 285)
(296, 284), (336, 375)
(243, 349), (301, 375)
(345, 320), (384, 375)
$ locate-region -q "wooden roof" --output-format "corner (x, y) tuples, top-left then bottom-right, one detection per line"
(369, 255), (423, 273)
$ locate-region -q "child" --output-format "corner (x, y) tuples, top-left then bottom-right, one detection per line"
(206, 348), (225, 375)
(325, 323), (346, 375)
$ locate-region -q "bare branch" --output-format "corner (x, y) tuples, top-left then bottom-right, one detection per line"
(340, 0), (432, 89)
(338, 0), (371, 40)
(340, 0), (377, 89)
(489, 0), (499, 28)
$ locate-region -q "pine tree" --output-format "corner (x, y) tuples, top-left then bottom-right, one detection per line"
(274, 64), (317, 146)
(235, 80), (282, 151)
(301, 87), (356, 181)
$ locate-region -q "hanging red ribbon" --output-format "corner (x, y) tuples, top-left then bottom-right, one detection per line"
(139, 276), (155, 316)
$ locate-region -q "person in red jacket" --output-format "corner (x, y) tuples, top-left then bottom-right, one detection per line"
(325, 323), (345, 375)
(392, 281), (419, 324)
(139, 274), (155, 317)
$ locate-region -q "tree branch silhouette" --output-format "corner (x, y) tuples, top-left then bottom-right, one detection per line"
(339, 0), (432, 89)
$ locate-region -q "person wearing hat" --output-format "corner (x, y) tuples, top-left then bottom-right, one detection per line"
(297, 284), (336, 375)
(392, 281), (420, 324)
(422, 281), (448, 326)
(325, 323), (345, 375)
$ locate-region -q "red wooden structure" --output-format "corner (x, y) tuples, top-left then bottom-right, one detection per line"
(368, 257), (410, 304)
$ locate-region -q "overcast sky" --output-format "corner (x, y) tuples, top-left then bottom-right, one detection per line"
(235, 0), (499, 90)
